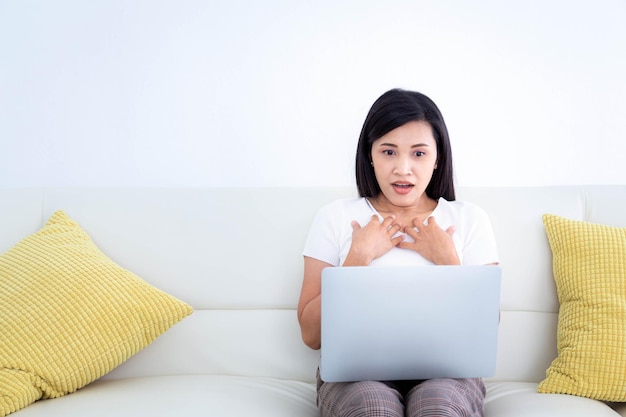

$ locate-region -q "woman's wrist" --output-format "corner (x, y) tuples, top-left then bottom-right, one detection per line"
(343, 248), (372, 266)
(434, 252), (461, 266)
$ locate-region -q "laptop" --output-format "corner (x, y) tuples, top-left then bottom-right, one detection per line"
(320, 265), (501, 382)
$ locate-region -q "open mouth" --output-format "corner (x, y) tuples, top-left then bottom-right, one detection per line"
(392, 183), (414, 193)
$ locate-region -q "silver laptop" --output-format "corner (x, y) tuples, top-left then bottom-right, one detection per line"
(320, 265), (501, 382)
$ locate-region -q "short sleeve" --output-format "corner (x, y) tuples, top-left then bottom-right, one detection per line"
(460, 204), (499, 266)
(302, 203), (343, 267)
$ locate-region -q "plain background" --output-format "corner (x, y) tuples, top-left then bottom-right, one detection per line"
(1, 0), (625, 188)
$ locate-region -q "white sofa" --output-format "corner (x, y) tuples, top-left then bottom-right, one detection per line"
(1, 186), (625, 417)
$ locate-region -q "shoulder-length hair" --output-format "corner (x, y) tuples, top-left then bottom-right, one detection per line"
(355, 88), (455, 201)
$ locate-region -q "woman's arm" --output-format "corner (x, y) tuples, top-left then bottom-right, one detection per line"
(297, 256), (331, 350)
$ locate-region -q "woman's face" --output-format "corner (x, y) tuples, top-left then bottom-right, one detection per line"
(370, 120), (438, 208)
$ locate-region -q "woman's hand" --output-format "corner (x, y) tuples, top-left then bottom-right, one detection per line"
(398, 216), (460, 265)
(344, 215), (404, 266)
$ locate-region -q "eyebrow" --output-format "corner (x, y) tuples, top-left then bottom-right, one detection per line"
(376, 142), (431, 148)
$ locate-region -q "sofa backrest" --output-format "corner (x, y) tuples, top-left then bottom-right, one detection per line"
(2, 186), (625, 384)
(457, 186), (626, 382)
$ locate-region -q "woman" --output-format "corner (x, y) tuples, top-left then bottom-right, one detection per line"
(297, 88), (499, 417)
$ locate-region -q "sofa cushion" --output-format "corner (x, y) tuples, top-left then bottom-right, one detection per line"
(487, 381), (622, 416)
(537, 214), (626, 401)
(0, 210), (193, 417)
(5, 375), (319, 417)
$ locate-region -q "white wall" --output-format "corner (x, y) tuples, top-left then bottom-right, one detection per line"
(1, 0), (625, 188)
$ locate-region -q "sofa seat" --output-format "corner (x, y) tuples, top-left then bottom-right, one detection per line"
(484, 382), (622, 416)
(11, 375), (318, 417)
(11, 377), (624, 417)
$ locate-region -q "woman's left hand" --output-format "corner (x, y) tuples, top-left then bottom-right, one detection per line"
(398, 216), (461, 265)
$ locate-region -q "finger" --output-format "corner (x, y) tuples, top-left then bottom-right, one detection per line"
(381, 215), (396, 227)
(388, 223), (402, 235)
(351, 220), (361, 231)
(391, 235), (404, 246)
(403, 225), (419, 239)
(446, 225), (456, 236)
(397, 240), (412, 250)
(412, 217), (425, 232)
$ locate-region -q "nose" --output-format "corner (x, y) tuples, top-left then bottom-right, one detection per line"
(393, 157), (412, 176)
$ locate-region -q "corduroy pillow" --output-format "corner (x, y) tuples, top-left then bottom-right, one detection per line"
(0, 210), (193, 416)
(537, 214), (626, 401)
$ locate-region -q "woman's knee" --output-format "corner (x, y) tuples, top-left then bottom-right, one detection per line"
(319, 380), (404, 417)
(405, 378), (485, 417)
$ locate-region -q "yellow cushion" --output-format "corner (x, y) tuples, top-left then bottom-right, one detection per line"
(537, 214), (626, 401)
(0, 211), (193, 416)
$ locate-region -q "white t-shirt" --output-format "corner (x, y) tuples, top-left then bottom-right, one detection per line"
(303, 197), (499, 267)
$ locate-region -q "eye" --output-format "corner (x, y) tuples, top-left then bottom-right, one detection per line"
(382, 149), (396, 156)
(413, 151), (426, 157)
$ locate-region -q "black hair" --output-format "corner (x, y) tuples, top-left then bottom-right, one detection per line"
(355, 88), (455, 201)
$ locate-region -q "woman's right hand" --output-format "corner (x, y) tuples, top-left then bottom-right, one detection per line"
(344, 215), (404, 266)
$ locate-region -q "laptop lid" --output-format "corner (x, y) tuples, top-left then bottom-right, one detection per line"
(320, 265), (501, 382)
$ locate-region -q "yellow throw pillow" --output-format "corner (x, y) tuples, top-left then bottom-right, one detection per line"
(537, 214), (626, 401)
(0, 210), (193, 416)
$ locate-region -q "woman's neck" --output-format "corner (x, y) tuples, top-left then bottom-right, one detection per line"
(369, 194), (438, 218)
